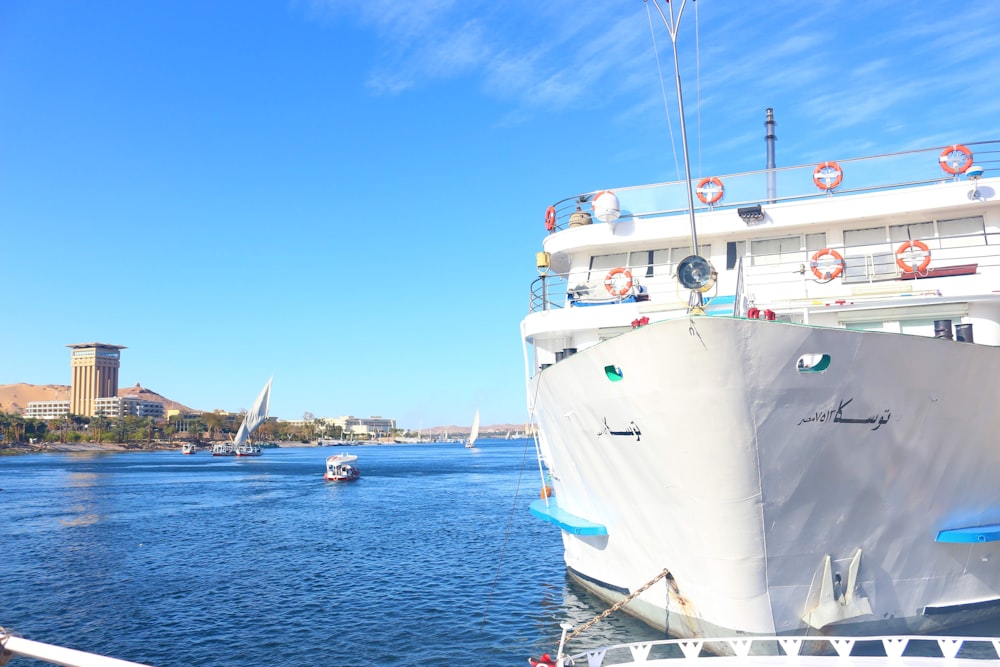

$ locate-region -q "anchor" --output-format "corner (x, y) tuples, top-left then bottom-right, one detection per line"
(802, 548), (873, 629)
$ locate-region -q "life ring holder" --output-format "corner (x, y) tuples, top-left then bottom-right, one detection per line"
(809, 248), (845, 281)
(896, 240), (931, 273)
(813, 161), (843, 191)
(544, 205), (556, 232)
(604, 267), (633, 297)
(939, 144), (973, 175)
(696, 177), (724, 205)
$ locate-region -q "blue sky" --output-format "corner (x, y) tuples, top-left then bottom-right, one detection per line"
(2, 1), (999, 428)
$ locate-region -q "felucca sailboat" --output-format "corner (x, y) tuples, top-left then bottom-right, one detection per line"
(465, 409), (479, 448)
(232, 377), (272, 457)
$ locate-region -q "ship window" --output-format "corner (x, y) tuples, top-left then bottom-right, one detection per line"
(889, 221), (934, 244)
(844, 226), (886, 248)
(900, 319), (938, 337)
(938, 216), (986, 248)
(844, 321), (889, 331)
(750, 236), (800, 266)
(588, 253), (628, 284)
(628, 250), (655, 278)
(805, 233), (827, 252)
(652, 249), (671, 275)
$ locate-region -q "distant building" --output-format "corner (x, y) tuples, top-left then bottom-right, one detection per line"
(26, 396), (163, 420)
(68, 342), (126, 417)
(339, 415), (396, 439)
(166, 409), (203, 432)
(93, 396), (164, 419)
(24, 400), (70, 420)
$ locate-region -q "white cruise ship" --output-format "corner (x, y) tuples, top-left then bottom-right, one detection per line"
(522, 131), (1000, 641)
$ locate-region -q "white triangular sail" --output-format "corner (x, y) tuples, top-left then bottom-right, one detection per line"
(466, 409), (480, 447)
(233, 377), (272, 447)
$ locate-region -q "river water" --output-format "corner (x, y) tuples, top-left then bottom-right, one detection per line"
(0, 440), (662, 666)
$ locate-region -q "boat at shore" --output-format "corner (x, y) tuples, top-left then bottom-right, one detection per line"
(210, 441), (235, 456)
(181, 442), (197, 455)
(324, 453), (360, 482)
(232, 378), (271, 457)
(524, 125), (1000, 638)
(209, 378), (272, 457)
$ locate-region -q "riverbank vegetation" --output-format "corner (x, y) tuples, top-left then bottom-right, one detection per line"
(0, 411), (349, 451)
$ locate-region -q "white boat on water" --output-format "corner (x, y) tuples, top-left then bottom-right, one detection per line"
(522, 1), (1000, 644)
(466, 409), (480, 448)
(220, 377), (272, 457)
(181, 442), (197, 455)
(324, 453), (360, 482)
(210, 442), (234, 456)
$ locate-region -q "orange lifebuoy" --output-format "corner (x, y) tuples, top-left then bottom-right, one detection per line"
(604, 267), (633, 297)
(696, 177), (724, 205)
(544, 206), (556, 232)
(810, 248), (845, 280)
(896, 240), (931, 273)
(939, 144), (973, 175)
(540, 485), (553, 499)
(813, 161), (843, 190)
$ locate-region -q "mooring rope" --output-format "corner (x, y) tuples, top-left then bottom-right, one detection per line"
(563, 569), (671, 645)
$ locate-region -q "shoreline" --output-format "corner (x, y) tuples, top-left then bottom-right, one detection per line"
(0, 440), (393, 455)
(1, 442), (180, 455)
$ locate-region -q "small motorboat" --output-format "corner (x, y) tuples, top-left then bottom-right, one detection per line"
(181, 443), (197, 455)
(324, 453), (360, 482)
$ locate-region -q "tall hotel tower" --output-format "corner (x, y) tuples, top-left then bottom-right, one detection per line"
(68, 342), (126, 416)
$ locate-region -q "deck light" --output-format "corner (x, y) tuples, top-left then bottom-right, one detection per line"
(738, 204), (765, 224)
(536, 251), (551, 274)
(677, 255), (717, 293)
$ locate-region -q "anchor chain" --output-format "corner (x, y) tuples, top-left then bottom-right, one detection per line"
(564, 569), (670, 645)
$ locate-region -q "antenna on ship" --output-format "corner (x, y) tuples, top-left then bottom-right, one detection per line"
(648, 0), (716, 314)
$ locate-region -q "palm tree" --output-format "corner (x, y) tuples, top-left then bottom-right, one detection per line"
(202, 412), (225, 441)
(92, 415), (111, 444)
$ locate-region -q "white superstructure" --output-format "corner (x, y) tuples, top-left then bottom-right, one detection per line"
(522, 139), (1000, 640)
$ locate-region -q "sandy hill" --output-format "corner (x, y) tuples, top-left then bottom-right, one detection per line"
(0, 383), (196, 415)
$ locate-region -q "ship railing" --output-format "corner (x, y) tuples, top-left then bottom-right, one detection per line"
(0, 626), (154, 666)
(561, 634), (1000, 665)
(529, 236), (1000, 314)
(542, 141), (1000, 233)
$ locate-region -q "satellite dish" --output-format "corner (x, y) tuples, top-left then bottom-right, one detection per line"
(677, 255), (717, 293)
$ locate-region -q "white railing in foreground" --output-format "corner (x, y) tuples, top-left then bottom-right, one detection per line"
(0, 628), (153, 667)
(563, 635), (1000, 666)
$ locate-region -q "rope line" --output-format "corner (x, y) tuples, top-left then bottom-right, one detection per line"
(480, 417), (536, 627)
(563, 569), (671, 645)
(645, 0), (680, 182)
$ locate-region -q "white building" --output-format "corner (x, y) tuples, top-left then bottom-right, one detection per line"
(24, 400), (71, 420)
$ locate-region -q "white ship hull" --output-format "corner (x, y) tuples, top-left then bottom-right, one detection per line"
(522, 139), (1000, 640)
(530, 316), (1000, 637)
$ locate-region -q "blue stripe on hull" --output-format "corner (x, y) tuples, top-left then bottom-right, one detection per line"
(936, 524), (1000, 543)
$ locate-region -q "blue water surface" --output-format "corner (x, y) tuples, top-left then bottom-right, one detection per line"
(0, 441), (661, 666)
